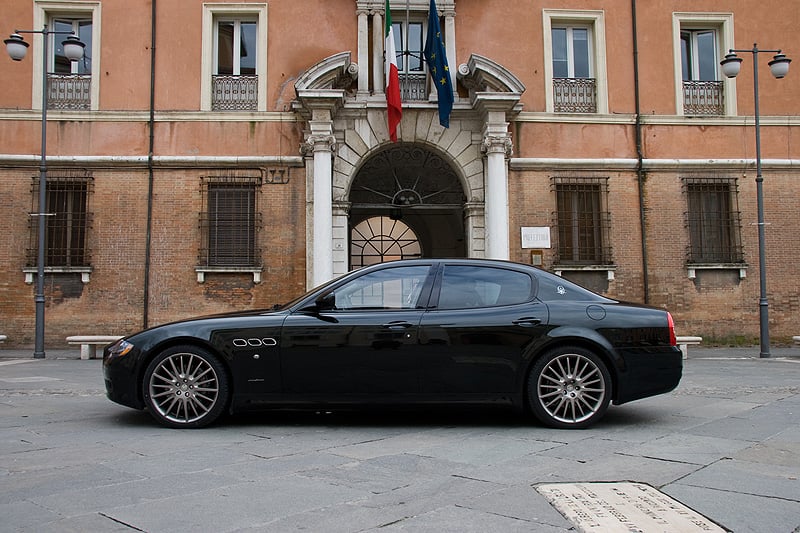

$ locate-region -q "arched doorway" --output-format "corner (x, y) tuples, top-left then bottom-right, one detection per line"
(348, 144), (467, 268)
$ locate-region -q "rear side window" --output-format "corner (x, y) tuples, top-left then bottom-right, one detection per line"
(438, 265), (533, 309)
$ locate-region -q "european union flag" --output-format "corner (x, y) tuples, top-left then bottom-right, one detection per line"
(424, 0), (453, 128)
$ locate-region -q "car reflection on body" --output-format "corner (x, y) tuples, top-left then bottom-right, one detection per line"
(103, 259), (682, 429)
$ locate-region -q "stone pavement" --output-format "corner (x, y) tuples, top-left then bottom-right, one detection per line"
(0, 346), (799, 532)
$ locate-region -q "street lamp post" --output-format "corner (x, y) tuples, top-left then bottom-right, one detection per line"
(720, 44), (791, 359)
(5, 27), (85, 358)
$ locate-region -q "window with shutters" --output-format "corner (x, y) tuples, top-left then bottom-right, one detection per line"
(552, 177), (612, 266)
(27, 171), (92, 268)
(198, 173), (262, 275)
(684, 177), (743, 264)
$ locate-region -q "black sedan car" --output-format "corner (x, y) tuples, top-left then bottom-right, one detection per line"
(104, 259), (682, 429)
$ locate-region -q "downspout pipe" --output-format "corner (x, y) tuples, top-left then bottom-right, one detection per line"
(143, 0), (156, 328)
(631, 0), (650, 303)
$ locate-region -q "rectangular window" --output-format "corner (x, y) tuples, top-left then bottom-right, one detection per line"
(392, 18), (427, 101)
(199, 174), (262, 267)
(202, 4), (267, 111)
(553, 177), (612, 265)
(684, 178), (743, 263)
(212, 18), (258, 110)
(28, 171), (92, 268)
(681, 29), (723, 115)
(544, 10), (607, 114)
(47, 16), (93, 110)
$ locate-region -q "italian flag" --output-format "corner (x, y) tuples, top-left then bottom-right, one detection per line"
(385, 0), (402, 142)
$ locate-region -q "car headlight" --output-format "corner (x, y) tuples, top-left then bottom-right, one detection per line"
(108, 339), (134, 358)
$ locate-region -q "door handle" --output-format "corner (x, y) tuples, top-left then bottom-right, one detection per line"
(382, 321), (414, 330)
(512, 317), (541, 327)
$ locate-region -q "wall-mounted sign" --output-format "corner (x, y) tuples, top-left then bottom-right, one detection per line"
(521, 227), (551, 249)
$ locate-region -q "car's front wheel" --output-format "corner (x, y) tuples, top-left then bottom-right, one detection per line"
(527, 346), (611, 429)
(142, 345), (229, 429)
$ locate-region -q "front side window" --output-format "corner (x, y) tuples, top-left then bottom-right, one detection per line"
(681, 29), (723, 115)
(332, 266), (431, 310)
(28, 172), (92, 268)
(684, 178), (743, 263)
(199, 175), (262, 267)
(553, 177), (612, 265)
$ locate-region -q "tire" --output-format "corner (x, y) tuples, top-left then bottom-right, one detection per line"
(142, 345), (229, 429)
(527, 346), (611, 429)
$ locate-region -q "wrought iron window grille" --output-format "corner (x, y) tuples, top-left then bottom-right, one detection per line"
(198, 172), (263, 268)
(47, 73), (91, 110)
(683, 177), (744, 264)
(211, 74), (258, 111)
(683, 80), (724, 115)
(553, 78), (597, 113)
(27, 170), (93, 268)
(551, 177), (613, 265)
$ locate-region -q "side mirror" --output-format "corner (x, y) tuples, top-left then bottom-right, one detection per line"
(315, 292), (336, 312)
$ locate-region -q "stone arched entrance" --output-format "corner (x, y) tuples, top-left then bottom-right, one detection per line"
(348, 144), (466, 269)
(294, 52), (524, 286)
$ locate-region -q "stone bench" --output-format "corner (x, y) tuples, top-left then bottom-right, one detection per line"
(0, 335), (6, 343)
(794, 336), (800, 346)
(66, 335), (124, 360)
(676, 336), (703, 360)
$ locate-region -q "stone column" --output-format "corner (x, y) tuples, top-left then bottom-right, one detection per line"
(297, 90), (344, 287)
(357, 9), (370, 96)
(372, 9), (384, 97)
(473, 93), (519, 261)
(483, 133), (512, 260)
(443, 5), (457, 99)
(303, 129), (335, 287)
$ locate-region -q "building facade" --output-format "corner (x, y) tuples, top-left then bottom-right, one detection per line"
(1, 0), (798, 348)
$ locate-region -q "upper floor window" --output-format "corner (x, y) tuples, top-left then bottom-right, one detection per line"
(28, 171), (93, 269)
(681, 29), (723, 115)
(551, 26), (594, 113)
(392, 18), (427, 101)
(543, 10), (608, 114)
(213, 19), (258, 110)
(552, 177), (612, 266)
(684, 178), (743, 264)
(201, 4), (267, 112)
(33, 1), (100, 110)
(672, 13), (735, 116)
(198, 174), (262, 268)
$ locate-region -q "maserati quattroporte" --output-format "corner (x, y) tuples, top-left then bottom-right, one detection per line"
(104, 259), (682, 429)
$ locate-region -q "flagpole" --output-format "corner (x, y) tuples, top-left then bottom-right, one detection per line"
(405, 0), (410, 67)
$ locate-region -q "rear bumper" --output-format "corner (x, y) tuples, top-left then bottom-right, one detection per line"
(614, 346), (683, 405)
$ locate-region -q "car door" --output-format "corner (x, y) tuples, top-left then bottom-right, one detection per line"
(418, 263), (549, 395)
(280, 264), (435, 395)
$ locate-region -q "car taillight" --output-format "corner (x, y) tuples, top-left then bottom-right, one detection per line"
(667, 312), (677, 347)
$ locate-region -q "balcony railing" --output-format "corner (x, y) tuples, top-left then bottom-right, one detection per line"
(47, 74), (91, 110)
(553, 77), (597, 113)
(683, 80), (724, 115)
(212, 75), (258, 111)
(400, 73), (428, 102)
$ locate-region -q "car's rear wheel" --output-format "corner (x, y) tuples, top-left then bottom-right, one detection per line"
(527, 346), (611, 429)
(142, 345), (229, 429)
